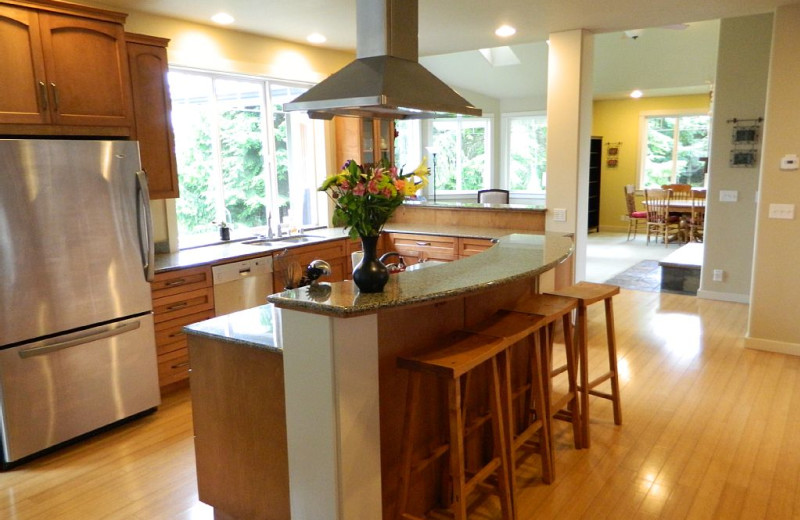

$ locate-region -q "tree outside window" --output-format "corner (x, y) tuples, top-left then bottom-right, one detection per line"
(429, 116), (491, 193)
(640, 112), (710, 188)
(506, 114), (547, 192)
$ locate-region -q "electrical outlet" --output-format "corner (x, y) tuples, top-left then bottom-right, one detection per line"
(553, 208), (567, 222)
(768, 203), (795, 219)
(713, 269), (724, 282)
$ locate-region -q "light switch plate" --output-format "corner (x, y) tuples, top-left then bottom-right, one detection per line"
(768, 203), (795, 219)
(719, 190), (738, 202)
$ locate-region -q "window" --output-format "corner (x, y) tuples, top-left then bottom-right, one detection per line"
(427, 116), (492, 193)
(169, 69), (325, 248)
(503, 113), (547, 192)
(639, 111), (710, 188)
(393, 119), (422, 174)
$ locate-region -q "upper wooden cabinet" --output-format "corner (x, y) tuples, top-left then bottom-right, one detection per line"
(0, 1), (133, 135)
(335, 116), (395, 167)
(126, 33), (179, 199)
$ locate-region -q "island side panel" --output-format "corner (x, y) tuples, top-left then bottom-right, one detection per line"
(189, 335), (290, 520)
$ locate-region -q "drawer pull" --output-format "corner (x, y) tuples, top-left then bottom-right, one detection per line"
(164, 278), (187, 287)
(415, 241), (432, 246)
(165, 302), (189, 311)
(171, 361), (190, 369)
(168, 331), (185, 338)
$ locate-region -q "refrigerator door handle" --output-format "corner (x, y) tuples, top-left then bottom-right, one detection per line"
(19, 321), (142, 359)
(136, 170), (155, 282)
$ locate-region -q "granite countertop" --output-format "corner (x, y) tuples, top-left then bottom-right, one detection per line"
(267, 232), (573, 318)
(154, 224), (538, 273)
(401, 200), (546, 211)
(184, 303), (279, 352)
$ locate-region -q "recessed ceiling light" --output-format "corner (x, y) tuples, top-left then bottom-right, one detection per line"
(211, 12), (234, 25)
(307, 33), (327, 44)
(630, 89), (644, 99)
(495, 25), (516, 38)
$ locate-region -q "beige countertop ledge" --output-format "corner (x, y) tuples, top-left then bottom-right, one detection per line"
(267, 232), (574, 318)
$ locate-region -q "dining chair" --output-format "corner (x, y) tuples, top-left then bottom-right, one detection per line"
(689, 189), (707, 242)
(623, 184), (647, 241)
(661, 183), (692, 200)
(477, 189), (510, 204)
(644, 188), (680, 246)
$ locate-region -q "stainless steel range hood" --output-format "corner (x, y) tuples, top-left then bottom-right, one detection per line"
(284, 0), (481, 120)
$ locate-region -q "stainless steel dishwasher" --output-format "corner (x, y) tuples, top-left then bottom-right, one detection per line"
(212, 256), (274, 315)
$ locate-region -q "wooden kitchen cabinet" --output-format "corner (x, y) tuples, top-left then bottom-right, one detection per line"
(151, 265), (214, 389)
(385, 232), (458, 265)
(458, 237), (495, 257)
(0, 1), (133, 135)
(126, 33), (179, 199)
(335, 116), (394, 167)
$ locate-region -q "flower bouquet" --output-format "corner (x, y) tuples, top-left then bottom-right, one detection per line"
(319, 158), (428, 292)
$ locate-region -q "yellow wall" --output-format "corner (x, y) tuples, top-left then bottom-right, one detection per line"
(592, 94), (711, 231)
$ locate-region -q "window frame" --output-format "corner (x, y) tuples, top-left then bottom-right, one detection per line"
(167, 67), (326, 249)
(637, 108), (710, 189)
(425, 114), (493, 197)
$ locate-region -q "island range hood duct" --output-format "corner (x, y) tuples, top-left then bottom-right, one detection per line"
(284, 0), (481, 120)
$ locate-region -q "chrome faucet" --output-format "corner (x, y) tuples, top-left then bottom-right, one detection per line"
(267, 213), (274, 240)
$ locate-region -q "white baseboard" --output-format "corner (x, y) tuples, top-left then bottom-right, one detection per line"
(745, 336), (800, 357)
(696, 289), (750, 304)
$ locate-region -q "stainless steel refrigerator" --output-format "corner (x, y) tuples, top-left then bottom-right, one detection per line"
(0, 139), (160, 467)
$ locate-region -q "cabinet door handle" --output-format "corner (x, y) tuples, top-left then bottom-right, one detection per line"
(166, 302), (188, 311)
(164, 279), (187, 287)
(50, 83), (59, 111)
(415, 241), (432, 246)
(38, 81), (48, 111)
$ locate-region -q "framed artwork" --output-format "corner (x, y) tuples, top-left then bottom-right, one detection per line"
(731, 126), (759, 145)
(730, 150), (758, 168)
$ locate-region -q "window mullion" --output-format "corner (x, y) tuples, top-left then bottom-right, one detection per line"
(672, 118), (680, 184)
(209, 79), (227, 224)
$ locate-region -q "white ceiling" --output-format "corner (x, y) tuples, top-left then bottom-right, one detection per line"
(94, 0), (798, 100)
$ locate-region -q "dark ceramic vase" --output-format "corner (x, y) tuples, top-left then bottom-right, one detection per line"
(352, 235), (389, 293)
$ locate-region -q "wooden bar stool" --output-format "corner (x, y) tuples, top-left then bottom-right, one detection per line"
(463, 309), (554, 491)
(547, 282), (622, 449)
(396, 331), (515, 520)
(503, 294), (583, 458)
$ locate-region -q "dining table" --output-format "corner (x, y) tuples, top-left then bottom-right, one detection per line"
(644, 199), (704, 243)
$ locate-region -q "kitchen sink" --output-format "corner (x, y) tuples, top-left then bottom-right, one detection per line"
(242, 234), (323, 246)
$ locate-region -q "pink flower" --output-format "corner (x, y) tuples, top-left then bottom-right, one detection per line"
(389, 166), (398, 180)
(340, 179), (351, 190)
(367, 179), (380, 195)
(382, 187), (392, 198)
(353, 183), (366, 196)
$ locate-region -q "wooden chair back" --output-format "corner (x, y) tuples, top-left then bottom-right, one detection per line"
(661, 184), (692, 200)
(644, 188), (673, 222)
(690, 189), (707, 241)
(623, 184), (637, 216)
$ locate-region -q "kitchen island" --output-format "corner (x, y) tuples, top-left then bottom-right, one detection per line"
(185, 231), (573, 520)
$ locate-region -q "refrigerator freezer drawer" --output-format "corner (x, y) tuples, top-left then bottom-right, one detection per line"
(0, 315), (160, 464)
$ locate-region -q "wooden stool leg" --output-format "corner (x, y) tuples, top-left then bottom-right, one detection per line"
(447, 377), (468, 520)
(528, 333), (553, 484)
(604, 297), (623, 425)
(561, 313), (583, 450)
(396, 371), (421, 520)
(498, 348), (519, 511)
(488, 357), (515, 520)
(575, 304), (591, 449)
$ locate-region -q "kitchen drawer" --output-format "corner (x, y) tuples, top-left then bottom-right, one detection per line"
(154, 310), (215, 354)
(157, 347), (190, 387)
(152, 287), (214, 323)
(151, 265), (212, 298)
(458, 237), (495, 257)
(386, 233), (457, 264)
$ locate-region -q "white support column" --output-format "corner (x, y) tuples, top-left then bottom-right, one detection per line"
(545, 29), (594, 283)
(278, 308), (383, 519)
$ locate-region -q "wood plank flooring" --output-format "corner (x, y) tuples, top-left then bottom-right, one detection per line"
(2, 289), (800, 519)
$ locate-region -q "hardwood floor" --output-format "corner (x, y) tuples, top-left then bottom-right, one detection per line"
(2, 289), (800, 519)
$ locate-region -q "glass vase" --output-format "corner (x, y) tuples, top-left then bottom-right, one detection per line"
(352, 235), (389, 293)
